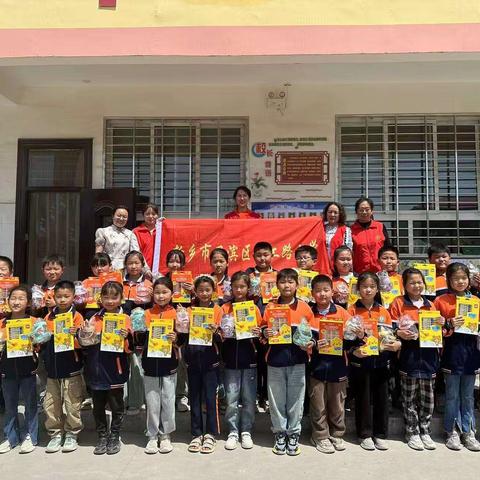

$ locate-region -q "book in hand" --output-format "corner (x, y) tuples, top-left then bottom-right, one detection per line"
(412, 263), (436, 296)
(359, 318), (379, 356)
(147, 317), (174, 358)
(100, 313), (127, 353)
(419, 310), (443, 347)
(233, 301), (257, 340)
(297, 270), (318, 303)
(455, 296), (480, 335)
(6, 318), (33, 358)
(189, 307), (214, 346)
(260, 272), (279, 303)
(266, 306), (292, 345)
(318, 319), (343, 356)
(172, 271), (193, 303)
(54, 312), (74, 353)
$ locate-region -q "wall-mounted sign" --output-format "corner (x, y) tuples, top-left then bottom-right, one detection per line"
(275, 151), (329, 185)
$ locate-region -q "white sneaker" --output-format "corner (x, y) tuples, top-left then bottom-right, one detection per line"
(330, 437), (346, 451)
(144, 438), (158, 454)
(159, 434), (173, 454)
(407, 434), (424, 451)
(177, 397), (190, 412)
(240, 432), (253, 449)
(359, 437), (375, 451)
(19, 435), (35, 454)
(46, 435), (63, 453)
(420, 434), (436, 450)
(446, 431), (462, 451)
(462, 431), (480, 452)
(225, 434), (238, 450)
(373, 437), (389, 450)
(314, 438), (335, 454)
(0, 440), (12, 454)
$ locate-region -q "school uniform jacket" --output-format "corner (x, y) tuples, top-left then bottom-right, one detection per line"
(82, 308), (133, 390)
(347, 300), (393, 369)
(351, 220), (388, 274)
(122, 276), (153, 315)
(310, 302), (354, 383)
(42, 306), (84, 379)
(0, 316), (38, 379)
(434, 293), (480, 375)
(135, 304), (179, 377)
(261, 298), (315, 368)
(389, 295), (439, 379)
(220, 301), (262, 370)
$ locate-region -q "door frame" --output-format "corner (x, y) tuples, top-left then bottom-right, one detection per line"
(15, 138), (93, 281)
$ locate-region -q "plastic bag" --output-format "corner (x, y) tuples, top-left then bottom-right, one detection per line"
(377, 271), (393, 292)
(344, 315), (363, 340)
(467, 262), (480, 288)
(222, 279), (232, 301)
(249, 276), (260, 297)
(398, 314), (419, 339)
(131, 307), (147, 332)
(74, 281), (88, 306)
(135, 282), (151, 304)
(293, 317), (313, 347)
(175, 305), (190, 334)
(31, 319), (52, 344)
(220, 313), (235, 339)
(31, 284), (45, 310)
(334, 282), (349, 305)
(77, 318), (100, 346)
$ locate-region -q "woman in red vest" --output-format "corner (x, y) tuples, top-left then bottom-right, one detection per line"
(133, 203), (159, 271)
(322, 202), (352, 269)
(224, 186), (261, 219)
(350, 197), (390, 274)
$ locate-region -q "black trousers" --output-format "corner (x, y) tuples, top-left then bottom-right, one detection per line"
(256, 342), (268, 401)
(91, 387), (125, 437)
(351, 366), (390, 439)
(188, 367), (219, 437)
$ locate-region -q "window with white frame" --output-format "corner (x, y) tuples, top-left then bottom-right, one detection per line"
(337, 115), (480, 257)
(104, 119), (247, 218)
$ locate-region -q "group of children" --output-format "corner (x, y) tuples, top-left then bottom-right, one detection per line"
(0, 240), (479, 458)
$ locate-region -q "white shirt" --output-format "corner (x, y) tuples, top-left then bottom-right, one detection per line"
(95, 225), (140, 271)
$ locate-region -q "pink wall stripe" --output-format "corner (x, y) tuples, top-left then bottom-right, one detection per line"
(1, 23), (480, 58)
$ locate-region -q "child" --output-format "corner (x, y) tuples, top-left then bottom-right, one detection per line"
(221, 271), (262, 450)
(348, 272), (400, 451)
(90, 253), (112, 278)
(210, 248), (231, 305)
(332, 246), (355, 309)
(135, 277), (178, 455)
(34, 254), (65, 317)
(434, 263), (480, 451)
(183, 275), (222, 454)
(165, 248), (190, 413)
(294, 245), (317, 272)
(309, 274), (358, 454)
(0, 285), (38, 454)
(428, 244), (451, 298)
(79, 281), (133, 455)
(390, 268), (442, 451)
(378, 245), (404, 291)
(42, 280), (85, 453)
(262, 268), (315, 456)
(0, 256), (13, 279)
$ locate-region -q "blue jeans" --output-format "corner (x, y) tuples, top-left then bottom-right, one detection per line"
(267, 364), (305, 435)
(224, 368), (257, 435)
(2, 375), (38, 446)
(444, 373), (475, 433)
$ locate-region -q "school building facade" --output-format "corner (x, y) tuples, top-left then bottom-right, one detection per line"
(1, 1), (480, 282)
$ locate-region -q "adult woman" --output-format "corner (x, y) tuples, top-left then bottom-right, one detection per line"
(95, 205), (139, 271)
(224, 186), (261, 219)
(133, 203), (159, 271)
(350, 197), (390, 274)
(322, 201), (352, 268)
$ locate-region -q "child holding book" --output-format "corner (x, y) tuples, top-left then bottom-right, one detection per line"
(221, 271), (262, 450)
(348, 272), (400, 451)
(262, 268), (315, 456)
(183, 275), (222, 454)
(390, 268), (442, 451)
(309, 274), (358, 454)
(428, 244), (452, 298)
(0, 285), (38, 454)
(79, 281), (133, 455)
(42, 280), (85, 453)
(434, 263), (480, 451)
(332, 246), (355, 309)
(210, 248), (231, 305)
(135, 277), (178, 454)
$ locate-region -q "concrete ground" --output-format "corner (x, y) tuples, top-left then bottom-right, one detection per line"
(0, 407), (479, 480)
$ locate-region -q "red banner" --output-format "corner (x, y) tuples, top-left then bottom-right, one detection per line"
(155, 217), (330, 276)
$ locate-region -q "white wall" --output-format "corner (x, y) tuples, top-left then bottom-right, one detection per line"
(1, 81), (480, 258)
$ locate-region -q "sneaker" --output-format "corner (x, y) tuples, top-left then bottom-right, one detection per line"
(407, 434), (424, 451)
(240, 432), (253, 450)
(446, 431), (462, 451)
(46, 435), (63, 453)
(177, 396), (190, 412)
(93, 436), (108, 455)
(144, 438), (158, 455)
(359, 437), (375, 451)
(225, 434), (238, 451)
(159, 434), (173, 454)
(106, 435), (121, 455)
(19, 435), (35, 454)
(312, 438), (335, 454)
(373, 437), (389, 450)
(272, 433), (287, 455)
(286, 433), (301, 456)
(420, 434), (436, 450)
(0, 440), (12, 454)
(462, 431), (480, 452)
(62, 434), (78, 453)
(330, 437), (346, 451)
